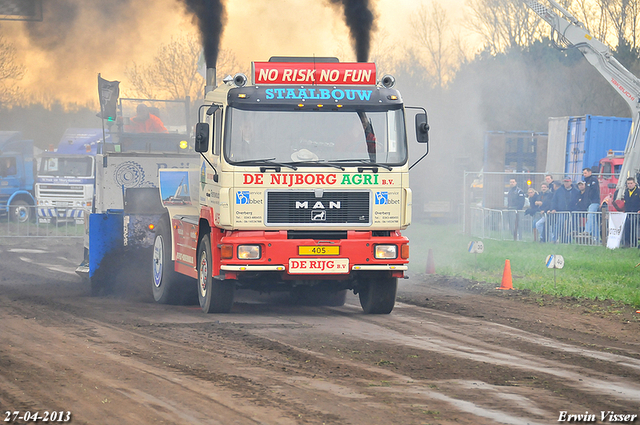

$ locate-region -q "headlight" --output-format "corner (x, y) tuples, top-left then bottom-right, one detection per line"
(238, 245), (261, 260)
(374, 244), (397, 259)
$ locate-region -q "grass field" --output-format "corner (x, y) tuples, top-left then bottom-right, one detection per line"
(404, 223), (640, 307)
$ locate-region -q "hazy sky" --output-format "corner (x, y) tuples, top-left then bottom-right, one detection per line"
(2, 0), (471, 105)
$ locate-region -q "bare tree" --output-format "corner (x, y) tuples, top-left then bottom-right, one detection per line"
(411, 1), (457, 88)
(465, 0), (541, 53)
(368, 28), (397, 75)
(0, 36), (26, 106)
(125, 33), (240, 101)
(573, 0), (610, 41)
(596, 0), (640, 50)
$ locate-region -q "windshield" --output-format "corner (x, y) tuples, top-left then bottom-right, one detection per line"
(39, 156), (93, 177)
(224, 108), (407, 165)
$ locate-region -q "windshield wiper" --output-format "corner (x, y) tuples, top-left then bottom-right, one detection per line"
(327, 159), (393, 170)
(232, 158), (297, 171)
(283, 161), (345, 171)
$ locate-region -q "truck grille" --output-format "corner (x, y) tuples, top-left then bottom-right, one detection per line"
(37, 185), (85, 199)
(266, 191), (370, 225)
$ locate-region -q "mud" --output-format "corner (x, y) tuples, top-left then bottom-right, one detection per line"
(0, 238), (639, 424)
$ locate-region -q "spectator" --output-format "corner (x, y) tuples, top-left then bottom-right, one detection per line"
(507, 178), (525, 240)
(126, 104), (167, 133)
(550, 177), (579, 243)
(572, 181), (589, 236)
(574, 181), (589, 212)
(545, 174), (556, 194)
(535, 183), (554, 242)
(613, 177), (640, 247)
(582, 167), (601, 243)
(524, 187), (540, 216)
(525, 187), (541, 241)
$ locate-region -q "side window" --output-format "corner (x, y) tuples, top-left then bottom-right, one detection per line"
(2, 157), (17, 176)
(602, 162), (611, 176)
(213, 108), (222, 156)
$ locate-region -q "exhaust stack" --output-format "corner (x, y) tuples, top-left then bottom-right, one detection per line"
(205, 68), (216, 95)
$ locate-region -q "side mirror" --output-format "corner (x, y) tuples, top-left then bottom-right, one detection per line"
(195, 122), (210, 153)
(415, 113), (429, 143)
(206, 104), (220, 116)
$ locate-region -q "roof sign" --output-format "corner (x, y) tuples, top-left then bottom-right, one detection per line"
(252, 62), (376, 85)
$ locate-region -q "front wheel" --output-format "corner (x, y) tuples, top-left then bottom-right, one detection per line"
(152, 219), (182, 304)
(197, 234), (234, 313)
(10, 200), (32, 223)
(359, 277), (397, 314)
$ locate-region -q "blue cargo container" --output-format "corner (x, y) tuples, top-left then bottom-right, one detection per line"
(565, 115), (631, 175)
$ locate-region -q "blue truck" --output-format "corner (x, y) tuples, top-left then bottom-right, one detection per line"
(0, 131), (37, 223)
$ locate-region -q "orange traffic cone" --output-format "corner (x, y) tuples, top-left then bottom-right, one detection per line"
(426, 249), (435, 274)
(496, 259), (513, 290)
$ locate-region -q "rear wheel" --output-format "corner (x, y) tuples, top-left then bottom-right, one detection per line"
(359, 276), (397, 314)
(152, 218), (183, 304)
(197, 234), (234, 313)
(10, 200), (31, 223)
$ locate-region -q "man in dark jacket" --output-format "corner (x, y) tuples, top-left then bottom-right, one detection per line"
(545, 174), (556, 194)
(618, 177), (640, 247)
(533, 183), (553, 242)
(551, 177), (579, 243)
(573, 181), (589, 211)
(507, 178), (525, 240)
(582, 167), (601, 242)
(535, 182), (555, 242)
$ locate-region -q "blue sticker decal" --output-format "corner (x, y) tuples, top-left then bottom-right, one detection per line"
(375, 191), (389, 205)
(236, 191), (250, 204)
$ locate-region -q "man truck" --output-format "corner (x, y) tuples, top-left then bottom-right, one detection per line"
(36, 128), (104, 224)
(81, 58), (429, 314)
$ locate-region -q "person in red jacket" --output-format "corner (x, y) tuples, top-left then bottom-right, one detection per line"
(127, 104), (167, 133)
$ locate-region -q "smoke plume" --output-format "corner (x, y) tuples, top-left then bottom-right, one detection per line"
(181, 0), (226, 68)
(328, 0), (376, 62)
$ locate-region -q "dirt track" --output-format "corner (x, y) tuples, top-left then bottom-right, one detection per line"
(1, 239), (639, 424)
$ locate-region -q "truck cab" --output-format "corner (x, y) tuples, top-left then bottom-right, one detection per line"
(151, 58), (429, 314)
(0, 131), (37, 223)
(598, 150), (624, 205)
(36, 128), (102, 224)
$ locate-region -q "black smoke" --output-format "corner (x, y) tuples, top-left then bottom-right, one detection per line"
(328, 0), (376, 62)
(181, 0), (226, 68)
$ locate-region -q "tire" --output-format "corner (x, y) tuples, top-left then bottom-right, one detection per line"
(152, 218), (183, 304)
(197, 234), (234, 313)
(10, 200), (31, 223)
(359, 277), (397, 314)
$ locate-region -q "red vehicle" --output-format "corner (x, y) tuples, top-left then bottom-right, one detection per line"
(598, 150), (624, 206)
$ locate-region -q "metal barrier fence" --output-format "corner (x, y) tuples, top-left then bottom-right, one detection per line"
(470, 207), (640, 247)
(0, 206), (84, 238)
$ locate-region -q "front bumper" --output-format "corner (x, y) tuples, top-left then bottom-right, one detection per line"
(218, 230), (409, 278)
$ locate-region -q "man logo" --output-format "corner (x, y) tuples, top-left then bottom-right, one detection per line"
(312, 210), (326, 221)
(375, 191), (389, 205)
(236, 191), (250, 204)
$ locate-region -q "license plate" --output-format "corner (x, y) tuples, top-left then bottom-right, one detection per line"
(56, 201), (70, 207)
(289, 258), (350, 274)
(298, 246), (340, 256)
